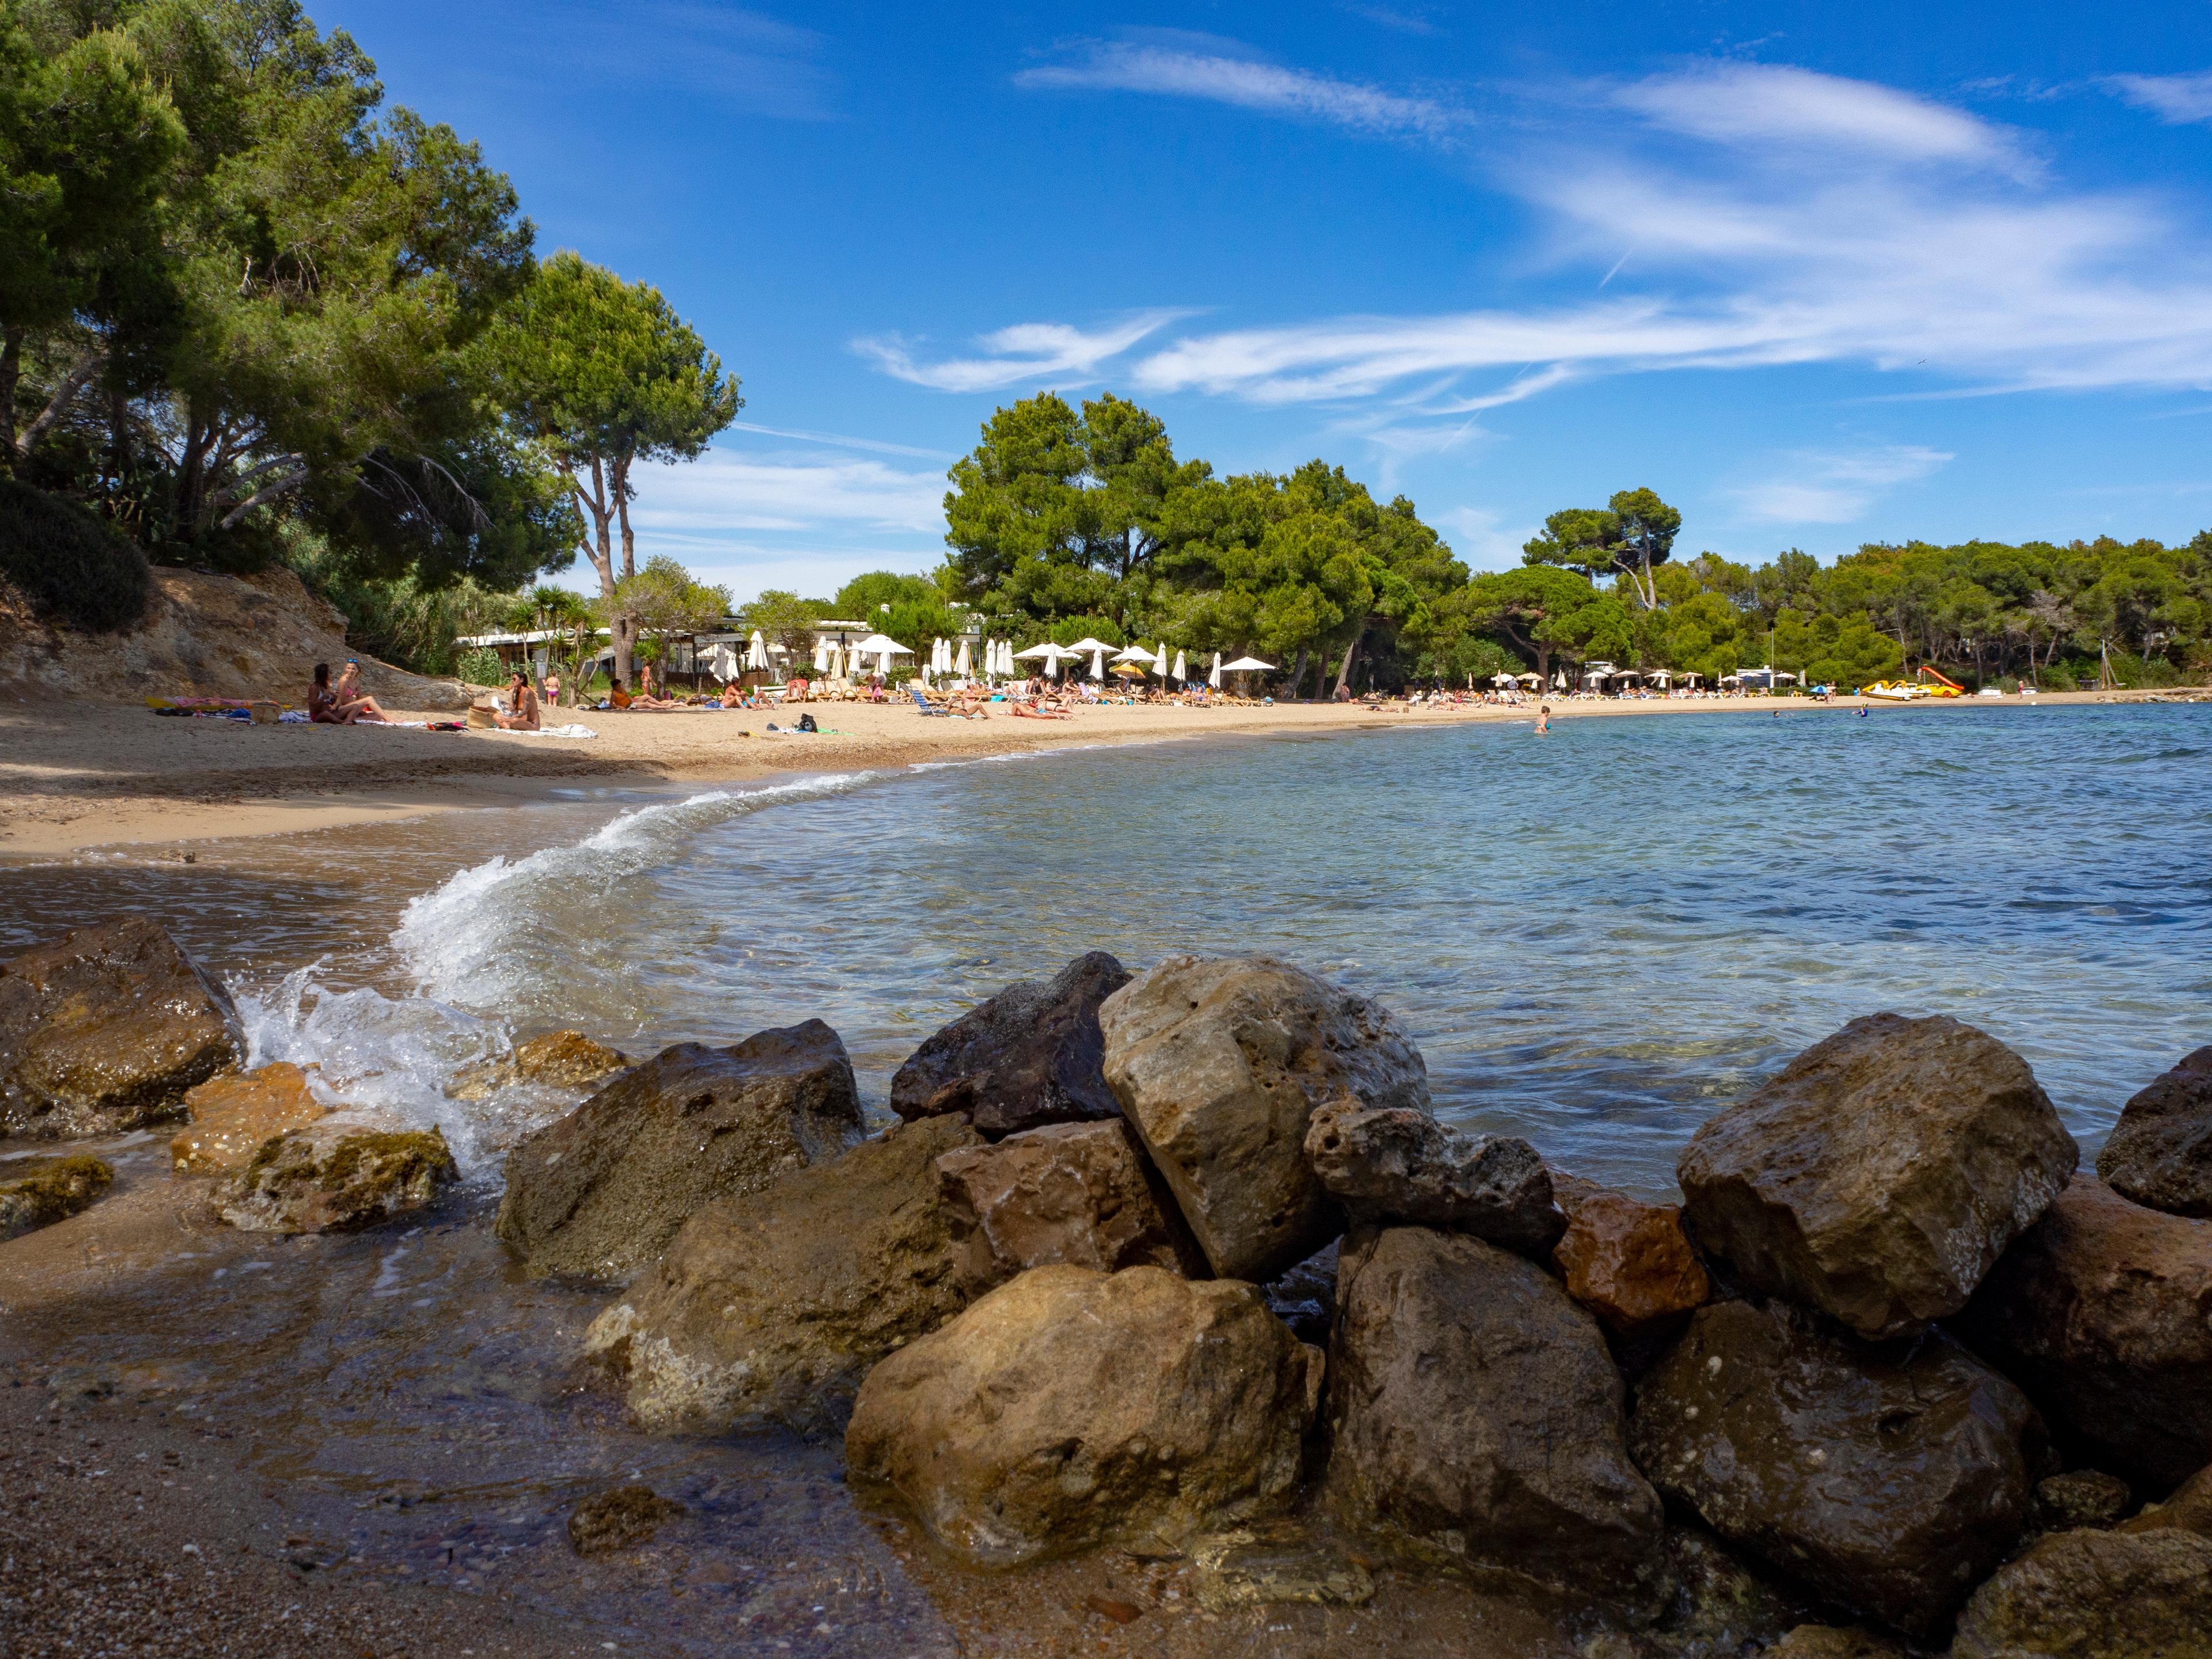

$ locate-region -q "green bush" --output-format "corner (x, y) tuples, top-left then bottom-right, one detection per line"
(0, 479), (150, 632)
(455, 646), (505, 687)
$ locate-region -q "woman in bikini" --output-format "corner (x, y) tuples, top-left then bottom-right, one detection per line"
(494, 669), (541, 730)
(331, 660), (393, 723)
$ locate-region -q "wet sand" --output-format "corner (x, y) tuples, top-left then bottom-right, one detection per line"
(0, 687), (2148, 858)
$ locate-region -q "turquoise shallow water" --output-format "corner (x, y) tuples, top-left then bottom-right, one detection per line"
(9, 703), (2208, 1193)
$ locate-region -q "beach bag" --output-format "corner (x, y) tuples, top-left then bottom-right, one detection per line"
(467, 700), (498, 729)
(249, 700), (280, 724)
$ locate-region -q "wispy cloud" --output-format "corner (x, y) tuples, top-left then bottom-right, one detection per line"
(852, 312), (1188, 393)
(1014, 39), (1460, 139)
(574, 3), (836, 120)
(727, 420), (952, 460)
(627, 447), (948, 542)
(2101, 70), (2212, 126)
(1730, 445), (1954, 524)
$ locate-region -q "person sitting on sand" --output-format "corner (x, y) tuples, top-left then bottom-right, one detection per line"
(313, 660), (391, 724)
(606, 678), (631, 710)
(494, 669), (540, 730)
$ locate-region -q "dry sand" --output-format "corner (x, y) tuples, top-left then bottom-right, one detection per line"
(0, 686), (2166, 859)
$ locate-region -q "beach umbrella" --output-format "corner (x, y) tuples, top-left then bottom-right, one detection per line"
(1111, 644), (1156, 664)
(812, 638), (828, 673)
(955, 639), (971, 677)
(746, 630), (768, 671)
(1064, 636), (1112, 681)
(1154, 641), (1169, 678)
(854, 634), (913, 676)
(1221, 656), (1274, 672)
(1208, 651), (1222, 689)
(1172, 650), (1187, 682)
(711, 643), (741, 683)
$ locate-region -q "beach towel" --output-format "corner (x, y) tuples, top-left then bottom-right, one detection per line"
(481, 722), (597, 738)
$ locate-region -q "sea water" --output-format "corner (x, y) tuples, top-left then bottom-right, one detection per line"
(9, 703), (2207, 1194)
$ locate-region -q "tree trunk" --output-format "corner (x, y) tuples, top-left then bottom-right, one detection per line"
(16, 351), (105, 459)
(612, 453), (641, 685)
(1287, 644), (1309, 700)
(176, 406), (213, 535)
(0, 327), (20, 461)
(1332, 624), (1363, 697)
(573, 456), (626, 687)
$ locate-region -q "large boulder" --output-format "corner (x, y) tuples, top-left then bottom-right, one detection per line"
(1948, 1527), (2212, 1659)
(1550, 1176), (1711, 1342)
(1628, 1298), (2041, 1635)
(1955, 1176), (2212, 1487)
(0, 1154), (113, 1239)
(1099, 956), (1429, 1282)
(494, 1024), (862, 1282)
(1303, 1100), (1563, 1256)
(1323, 1225), (1667, 1609)
(934, 1119), (1203, 1297)
(585, 1115), (984, 1434)
(1676, 1013), (2077, 1340)
(889, 952), (1131, 1135)
(170, 1062), (329, 1173)
(846, 1264), (1321, 1567)
(2119, 1461), (2212, 1536)
(0, 918), (242, 1137)
(2096, 1046), (2212, 1218)
(448, 1030), (630, 1102)
(218, 1123), (456, 1233)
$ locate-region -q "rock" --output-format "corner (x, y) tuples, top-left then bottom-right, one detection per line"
(1627, 1298), (2041, 1635)
(1948, 1527), (2212, 1659)
(1676, 1013), (2077, 1341)
(1188, 1525), (1374, 1611)
(1956, 1176), (2212, 1488)
(934, 1119), (1203, 1297)
(845, 1264), (1322, 1568)
(2034, 1470), (2131, 1531)
(1260, 1239), (1340, 1347)
(1304, 1100), (1565, 1256)
(217, 1124), (456, 1233)
(2096, 1046), (2212, 1218)
(1650, 1525), (1813, 1656)
(495, 1024), (862, 1282)
(0, 918), (242, 1137)
(1764, 1627), (1904, 1659)
(170, 1063), (328, 1173)
(2119, 1462), (2212, 1536)
(567, 1487), (682, 1555)
(1323, 1225), (1666, 1609)
(448, 1031), (630, 1101)
(1551, 1181), (1711, 1340)
(0, 1155), (113, 1239)
(586, 1115), (983, 1434)
(1099, 955), (1430, 1282)
(889, 952), (1131, 1135)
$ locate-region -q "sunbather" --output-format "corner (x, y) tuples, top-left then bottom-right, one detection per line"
(313, 661), (391, 724)
(494, 669), (541, 730)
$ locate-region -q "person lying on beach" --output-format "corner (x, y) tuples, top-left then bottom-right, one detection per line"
(494, 670), (540, 730)
(312, 661), (392, 724)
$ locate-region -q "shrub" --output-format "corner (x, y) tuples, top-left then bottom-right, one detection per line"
(0, 479), (150, 632)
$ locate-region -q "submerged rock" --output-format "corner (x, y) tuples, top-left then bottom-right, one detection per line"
(1676, 1012), (2076, 1340)
(567, 1487), (682, 1555)
(0, 917), (242, 1137)
(1956, 1175), (2212, 1487)
(0, 1154), (113, 1239)
(935, 1118), (1203, 1296)
(1188, 1525), (1374, 1612)
(1628, 1298), (2041, 1635)
(1303, 1100), (1564, 1256)
(1099, 955), (1429, 1282)
(1948, 1527), (2212, 1659)
(586, 1115), (982, 1434)
(2096, 1046), (2212, 1218)
(218, 1124), (456, 1233)
(889, 952), (1131, 1135)
(448, 1031), (630, 1102)
(1653, 1526), (1812, 1656)
(1323, 1225), (1666, 1610)
(495, 1023), (862, 1282)
(846, 1264), (1322, 1568)
(1550, 1179), (1711, 1340)
(171, 1062), (328, 1173)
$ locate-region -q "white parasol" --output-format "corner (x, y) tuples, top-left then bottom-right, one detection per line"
(1207, 651), (1222, 689)
(955, 639), (971, 677)
(747, 630), (768, 672)
(1172, 650), (1186, 682)
(1154, 641), (1169, 678)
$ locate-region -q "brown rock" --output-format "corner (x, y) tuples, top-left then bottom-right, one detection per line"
(1956, 1176), (2212, 1487)
(0, 1155), (113, 1239)
(495, 1023), (862, 1283)
(0, 918), (241, 1137)
(2034, 1469), (2131, 1532)
(2119, 1462), (2212, 1536)
(1677, 1013), (2077, 1340)
(935, 1119), (1203, 1296)
(1304, 1100), (1564, 1256)
(448, 1031), (630, 1101)
(586, 1115), (983, 1434)
(1628, 1298), (2041, 1635)
(566, 1487), (682, 1555)
(171, 1063), (328, 1173)
(1099, 955), (1429, 1282)
(846, 1264), (1322, 1567)
(2096, 1046), (2212, 1218)
(1323, 1225), (1667, 1609)
(1765, 1627), (1904, 1659)
(1949, 1527), (2212, 1659)
(1188, 1525), (1374, 1611)
(1653, 1527), (1811, 1654)
(218, 1124), (456, 1233)
(889, 952), (1131, 1135)
(1551, 1182), (1711, 1339)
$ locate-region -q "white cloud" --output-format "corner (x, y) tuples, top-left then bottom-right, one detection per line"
(623, 447), (946, 541)
(1730, 445), (1953, 525)
(2103, 70), (2212, 126)
(852, 312), (1187, 393)
(1014, 40), (1458, 139)
(1433, 506), (1533, 571)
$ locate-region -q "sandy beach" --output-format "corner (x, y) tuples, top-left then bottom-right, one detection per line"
(0, 687), (2177, 858)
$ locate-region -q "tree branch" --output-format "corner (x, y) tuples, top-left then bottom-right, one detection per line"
(218, 464), (310, 528)
(16, 351), (107, 457)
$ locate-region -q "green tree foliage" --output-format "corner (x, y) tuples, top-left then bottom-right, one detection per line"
(1523, 488), (1681, 609)
(746, 588), (820, 656)
(1466, 566), (1633, 687)
(0, 474), (148, 628)
(602, 554), (728, 684)
(487, 249), (739, 680)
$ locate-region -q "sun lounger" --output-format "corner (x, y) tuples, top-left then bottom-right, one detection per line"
(911, 687), (950, 717)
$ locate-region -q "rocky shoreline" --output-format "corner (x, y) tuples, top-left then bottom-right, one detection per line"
(3, 919), (2209, 1657)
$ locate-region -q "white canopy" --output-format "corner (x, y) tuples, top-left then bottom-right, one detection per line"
(1172, 650), (1187, 683)
(954, 639), (971, 677)
(1013, 642), (1070, 660)
(854, 633), (911, 656)
(1208, 651), (1222, 689)
(1111, 644), (1156, 664)
(1065, 637), (1113, 654)
(1221, 656), (1275, 672)
(1491, 672), (1518, 685)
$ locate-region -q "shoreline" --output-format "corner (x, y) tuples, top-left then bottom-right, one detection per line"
(1, 686), (2192, 859)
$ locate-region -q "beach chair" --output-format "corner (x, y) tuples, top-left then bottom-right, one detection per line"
(910, 687), (950, 717)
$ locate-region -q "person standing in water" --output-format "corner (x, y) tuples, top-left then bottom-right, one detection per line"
(1535, 703), (1551, 735)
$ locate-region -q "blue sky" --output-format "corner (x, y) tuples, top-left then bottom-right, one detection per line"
(320, 0), (2212, 598)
